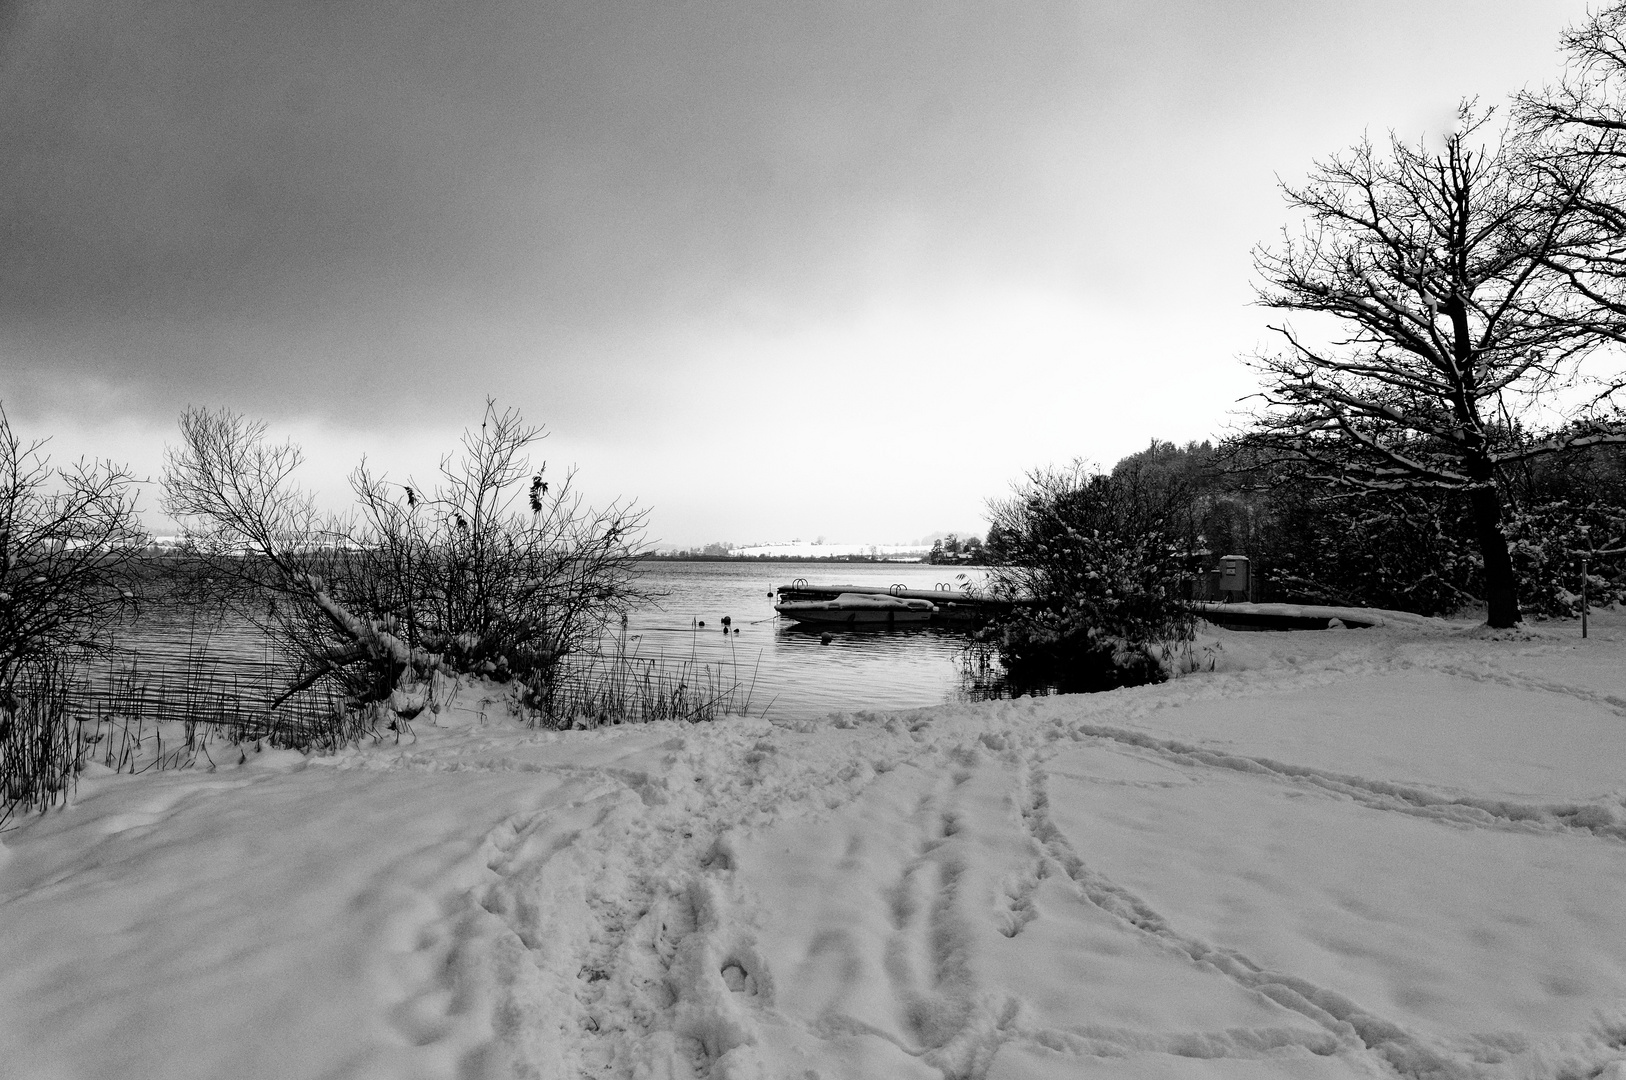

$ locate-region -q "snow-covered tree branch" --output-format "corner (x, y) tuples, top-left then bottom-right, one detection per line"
(1250, 102), (1626, 626)
(162, 403), (652, 716)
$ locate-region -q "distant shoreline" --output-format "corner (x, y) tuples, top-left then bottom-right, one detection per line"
(640, 553), (926, 563)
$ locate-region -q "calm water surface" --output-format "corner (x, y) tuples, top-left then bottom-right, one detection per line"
(111, 561), (992, 724)
(624, 561), (990, 721)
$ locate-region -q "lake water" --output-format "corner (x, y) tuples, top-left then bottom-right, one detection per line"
(107, 561), (993, 725)
(621, 560), (991, 720)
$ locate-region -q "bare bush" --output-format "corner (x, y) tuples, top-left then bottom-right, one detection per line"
(162, 407), (442, 719)
(344, 402), (654, 688)
(0, 405), (144, 685)
(162, 403), (651, 722)
(0, 404), (144, 820)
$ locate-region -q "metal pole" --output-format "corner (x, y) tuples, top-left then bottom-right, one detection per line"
(1581, 557), (1589, 640)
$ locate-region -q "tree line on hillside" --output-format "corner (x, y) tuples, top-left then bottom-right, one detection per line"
(974, 3), (1626, 690)
(974, 427), (1626, 695)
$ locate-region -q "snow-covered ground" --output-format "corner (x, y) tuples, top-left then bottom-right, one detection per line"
(5, 619), (1626, 1080)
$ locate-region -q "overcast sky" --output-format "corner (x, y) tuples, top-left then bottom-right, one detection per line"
(0, 0), (1599, 545)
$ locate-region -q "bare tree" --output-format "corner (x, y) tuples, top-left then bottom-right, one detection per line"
(162, 407), (443, 710)
(344, 401), (654, 686)
(0, 405), (144, 819)
(163, 403), (652, 713)
(0, 404), (143, 688)
(1250, 105), (1626, 627)
(1518, 4), (1626, 352)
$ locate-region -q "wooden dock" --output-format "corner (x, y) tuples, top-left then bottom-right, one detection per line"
(775, 588), (1412, 633)
(775, 586), (1421, 633)
(774, 580), (1021, 624)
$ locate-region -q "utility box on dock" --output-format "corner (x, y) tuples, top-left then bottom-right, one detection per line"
(1218, 555), (1250, 601)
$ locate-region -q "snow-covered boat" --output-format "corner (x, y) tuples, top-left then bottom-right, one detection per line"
(774, 591), (938, 625)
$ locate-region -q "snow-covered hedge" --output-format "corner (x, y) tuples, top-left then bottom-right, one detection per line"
(978, 462), (1194, 693)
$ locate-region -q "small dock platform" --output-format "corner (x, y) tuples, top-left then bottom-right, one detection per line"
(774, 580), (1021, 624)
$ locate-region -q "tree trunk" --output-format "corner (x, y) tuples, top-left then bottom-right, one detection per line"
(1468, 485), (1520, 627)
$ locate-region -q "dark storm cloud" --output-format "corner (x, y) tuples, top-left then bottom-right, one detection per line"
(0, 0), (1087, 413)
(0, 0), (1597, 547)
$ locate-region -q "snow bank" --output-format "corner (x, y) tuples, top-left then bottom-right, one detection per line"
(3, 620), (1626, 1079)
(1194, 601), (1457, 630)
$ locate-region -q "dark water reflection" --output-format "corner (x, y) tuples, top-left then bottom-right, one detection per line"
(88, 601), (335, 729)
(620, 561), (991, 721)
(107, 560), (994, 725)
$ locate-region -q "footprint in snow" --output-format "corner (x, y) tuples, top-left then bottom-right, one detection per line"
(721, 962), (751, 993)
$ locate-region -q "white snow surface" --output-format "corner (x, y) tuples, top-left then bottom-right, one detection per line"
(5, 619), (1626, 1079)
(1193, 602), (1453, 629)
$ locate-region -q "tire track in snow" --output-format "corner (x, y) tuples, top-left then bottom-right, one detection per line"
(1058, 721), (1626, 841)
(855, 742), (1353, 1080)
(1013, 757), (1475, 1080)
(1414, 655), (1626, 718)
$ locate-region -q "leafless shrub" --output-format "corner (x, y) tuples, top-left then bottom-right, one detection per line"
(162, 406), (441, 721)
(162, 402), (653, 723)
(0, 404), (144, 685)
(341, 401), (656, 688)
(0, 404), (143, 821)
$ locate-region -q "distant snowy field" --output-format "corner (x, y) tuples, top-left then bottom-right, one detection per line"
(4, 618), (1626, 1080)
(728, 543), (930, 560)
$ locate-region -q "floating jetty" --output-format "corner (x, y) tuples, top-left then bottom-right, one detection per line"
(774, 587), (1415, 632)
(774, 579), (1021, 625)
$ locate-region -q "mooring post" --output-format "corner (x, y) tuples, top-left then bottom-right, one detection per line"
(1581, 556), (1589, 640)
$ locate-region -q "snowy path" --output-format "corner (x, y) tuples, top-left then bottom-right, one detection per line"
(4, 625), (1626, 1079)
